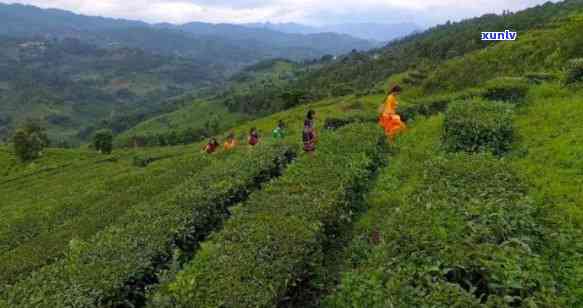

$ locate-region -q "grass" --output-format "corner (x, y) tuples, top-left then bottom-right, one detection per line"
(509, 83), (583, 303)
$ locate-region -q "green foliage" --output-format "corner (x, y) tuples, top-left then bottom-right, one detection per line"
(323, 114), (376, 130)
(268, 0), (583, 102)
(93, 129), (113, 154)
(150, 124), (384, 308)
(3, 144), (295, 307)
(422, 15), (583, 93)
(0, 146), (216, 285)
(0, 37), (228, 143)
(565, 58), (583, 84)
(326, 119), (563, 307)
(443, 99), (514, 155)
(132, 154), (154, 167)
(115, 101), (246, 148)
(524, 72), (558, 84)
(510, 86), (583, 305)
(399, 88), (486, 121)
(11, 121), (49, 162)
(483, 77), (530, 103)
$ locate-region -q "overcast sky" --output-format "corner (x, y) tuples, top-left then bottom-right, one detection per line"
(0, 0), (556, 27)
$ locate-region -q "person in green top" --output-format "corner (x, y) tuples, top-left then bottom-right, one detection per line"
(272, 120), (286, 140)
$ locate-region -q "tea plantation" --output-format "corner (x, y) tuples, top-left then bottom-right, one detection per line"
(1, 5), (583, 308)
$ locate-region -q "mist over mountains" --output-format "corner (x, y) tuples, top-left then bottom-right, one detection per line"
(243, 22), (421, 42)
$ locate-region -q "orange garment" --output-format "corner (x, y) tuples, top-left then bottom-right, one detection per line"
(224, 139), (237, 150)
(379, 94), (406, 141)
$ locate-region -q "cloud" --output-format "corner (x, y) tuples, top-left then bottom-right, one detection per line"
(0, 0), (556, 26)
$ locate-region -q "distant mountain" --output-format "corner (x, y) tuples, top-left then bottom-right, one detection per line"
(0, 3), (376, 62)
(0, 3), (147, 36)
(322, 23), (421, 42)
(243, 22), (421, 42)
(243, 22), (318, 35)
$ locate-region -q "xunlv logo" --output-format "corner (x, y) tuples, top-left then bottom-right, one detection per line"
(481, 30), (518, 41)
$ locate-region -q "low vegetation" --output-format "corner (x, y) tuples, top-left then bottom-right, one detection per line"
(3, 143), (295, 307)
(149, 124), (384, 307)
(443, 99), (514, 155)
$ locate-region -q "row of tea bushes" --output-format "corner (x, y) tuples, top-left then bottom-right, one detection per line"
(149, 123), (385, 308)
(325, 117), (563, 307)
(0, 150), (213, 285)
(2, 143), (295, 308)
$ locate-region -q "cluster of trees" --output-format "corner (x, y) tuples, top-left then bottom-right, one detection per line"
(9, 120), (115, 162)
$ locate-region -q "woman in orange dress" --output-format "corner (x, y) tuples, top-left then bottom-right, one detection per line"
(224, 132), (237, 150)
(379, 85), (407, 143)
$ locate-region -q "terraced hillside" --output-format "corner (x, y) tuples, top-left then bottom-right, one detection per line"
(1, 3), (582, 308)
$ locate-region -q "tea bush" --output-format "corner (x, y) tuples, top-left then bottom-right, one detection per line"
(149, 123), (385, 308)
(565, 58), (583, 84)
(443, 98), (514, 155)
(3, 144), (295, 308)
(400, 88), (486, 121)
(483, 77), (529, 103)
(324, 114), (375, 130)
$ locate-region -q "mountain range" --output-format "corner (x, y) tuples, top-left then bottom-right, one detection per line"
(0, 3), (378, 61)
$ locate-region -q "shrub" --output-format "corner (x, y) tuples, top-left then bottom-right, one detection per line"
(565, 58), (583, 85)
(483, 77), (529, 103)
(150, 124), (385, 308)
(93, 129), (113, 154)
(401, 95), (451, 121)
(400, 88), (486, 122)
(443, 99), (514, 155)
(3, 144), (295, 308)
(324, 114), (375, 130)
(11, 121), (49, 162)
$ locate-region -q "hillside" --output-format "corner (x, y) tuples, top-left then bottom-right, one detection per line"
(114, 59), (307, 147)
(0, 37), (225, 144)
(125, 0), (583, 144)
(251, 0), (583, 100)
(0, 3), (376, 145)
(1, 1), (583, 308)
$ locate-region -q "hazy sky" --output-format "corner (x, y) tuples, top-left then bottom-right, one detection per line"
(0, 0), (556, 26)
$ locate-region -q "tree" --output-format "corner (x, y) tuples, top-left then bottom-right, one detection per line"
(12, 120), (49, 162)
(93, 129), (113, 154)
